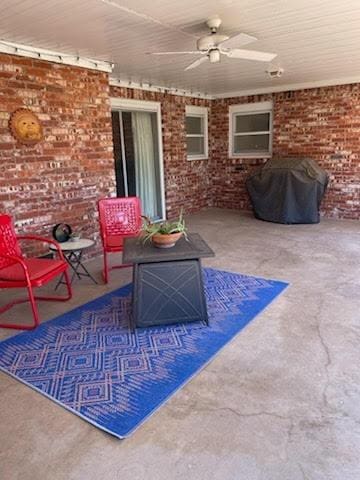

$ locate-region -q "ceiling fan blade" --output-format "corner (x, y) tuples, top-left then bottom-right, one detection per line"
(223, 48), (277, 62)
(148, 51), (201, 55)
(184, 56), (209, 71)
(219, 32), (257, 49)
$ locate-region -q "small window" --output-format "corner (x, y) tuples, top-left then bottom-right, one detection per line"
(185, 106), (208, 160)
(229, 101), (273, 158)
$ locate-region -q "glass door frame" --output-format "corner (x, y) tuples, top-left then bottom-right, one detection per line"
(110, 97), (166, 222)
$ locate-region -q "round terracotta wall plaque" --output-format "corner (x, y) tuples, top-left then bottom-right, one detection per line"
(9, 108), (43, 145)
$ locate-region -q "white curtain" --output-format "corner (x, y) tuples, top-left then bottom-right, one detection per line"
(131, 112), (158, 219)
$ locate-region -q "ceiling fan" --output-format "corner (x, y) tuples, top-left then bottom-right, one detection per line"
(149, 16), (277, 71)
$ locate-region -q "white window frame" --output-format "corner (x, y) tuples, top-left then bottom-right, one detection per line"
(229, 101), (273, 158)
(185, 105), (208, 161)
(110, 97), (166, 221)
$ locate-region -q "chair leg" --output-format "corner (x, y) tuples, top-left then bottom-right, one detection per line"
(102, 250), (133, 284)
(36, 269), (72, 302)
(63, 268), (72, 300)
(27, 283), (41, 329)
(0, 284), (40, 330)
(103, 251), (109, 284)
(0, 270), (73, 330)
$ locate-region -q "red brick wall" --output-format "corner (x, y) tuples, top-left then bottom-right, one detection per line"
(109, 86), (212, 219)
(211, 85), (360, 219)
(0, 53), (115, 254)
(1, 51), (358, 261)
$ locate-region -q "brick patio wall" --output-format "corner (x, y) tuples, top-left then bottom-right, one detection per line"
(0, 53), (212, 257)
(211, 85), (360, 219)
(0, 52), (359, 259)
(0, 53), (115, 255)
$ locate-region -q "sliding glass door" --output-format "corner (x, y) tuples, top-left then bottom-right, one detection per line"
(111, 99), (165, 221)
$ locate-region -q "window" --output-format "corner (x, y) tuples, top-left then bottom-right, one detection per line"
(229, 101), (273, 158)
(185, 106), (208, 160)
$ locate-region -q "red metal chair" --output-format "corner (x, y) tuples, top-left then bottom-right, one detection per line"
(98, 197), (142, 283)
(0, 215), (72, 330)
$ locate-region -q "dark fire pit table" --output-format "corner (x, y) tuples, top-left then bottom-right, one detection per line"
(123, 233), (215, 328)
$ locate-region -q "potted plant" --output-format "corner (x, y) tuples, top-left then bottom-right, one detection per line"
(141, 210), (188, 248)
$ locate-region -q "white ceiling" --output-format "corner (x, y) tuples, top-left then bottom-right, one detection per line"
(1, 0), (360, 96)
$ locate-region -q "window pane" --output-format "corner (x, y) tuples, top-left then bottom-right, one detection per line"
(235, 113), (270, 133)
(187, 136), (205, 156)
(234, 134), (270, 153)
(186, 116), (203, 135)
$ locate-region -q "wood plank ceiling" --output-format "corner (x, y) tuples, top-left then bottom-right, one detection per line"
(1, 0), (360, 96)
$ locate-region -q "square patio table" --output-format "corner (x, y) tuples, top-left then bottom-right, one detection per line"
(123, 233), (215, 328)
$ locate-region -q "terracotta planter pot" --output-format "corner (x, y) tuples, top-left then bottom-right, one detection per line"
(152, 232), (183, 249)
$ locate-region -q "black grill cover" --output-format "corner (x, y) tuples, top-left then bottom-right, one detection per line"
(246, 158), (329, 224)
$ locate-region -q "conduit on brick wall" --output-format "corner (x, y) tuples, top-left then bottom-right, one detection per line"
(0, 52), (359, 257)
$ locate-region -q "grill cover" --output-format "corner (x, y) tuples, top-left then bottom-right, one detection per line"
(246, 158), (329, 224)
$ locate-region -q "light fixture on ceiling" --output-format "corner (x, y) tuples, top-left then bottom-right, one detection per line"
(148, 16), (277, 71)
(209, 49), (220, 63)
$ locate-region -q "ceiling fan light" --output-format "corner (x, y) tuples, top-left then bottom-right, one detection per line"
(209, 49), (220, 63)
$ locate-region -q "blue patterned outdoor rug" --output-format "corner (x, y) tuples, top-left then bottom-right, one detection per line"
(0, 268), (288, 438)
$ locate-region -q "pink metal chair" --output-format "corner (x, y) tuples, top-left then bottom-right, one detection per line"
(98, 197), (142, 283)
(0, 214), (72, 330)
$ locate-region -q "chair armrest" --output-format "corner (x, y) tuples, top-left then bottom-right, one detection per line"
(0, 253), (30, 281)
(17, 235), (65, 261)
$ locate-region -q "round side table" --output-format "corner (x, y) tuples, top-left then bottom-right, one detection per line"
(49, 238), (98, 289)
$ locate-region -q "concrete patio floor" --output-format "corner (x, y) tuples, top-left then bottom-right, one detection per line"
(0, 209), (359, 480)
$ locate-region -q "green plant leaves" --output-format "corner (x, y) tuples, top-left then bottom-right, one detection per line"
(141, 209), (187, 244)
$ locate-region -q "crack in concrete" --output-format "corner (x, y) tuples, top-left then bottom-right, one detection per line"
(317, 323), (332, 409)
(171, 401), (291, 422)
(284, 417), (297, 462)
(298, 463), (309, 480)
(190, 405), (296, 462)
(221, 406), (299, 464)
(212, 406), (290, 422)
(315, 295), (332, 411)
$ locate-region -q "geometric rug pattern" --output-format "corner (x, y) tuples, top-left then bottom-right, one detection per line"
(0, 268), (288, 438)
